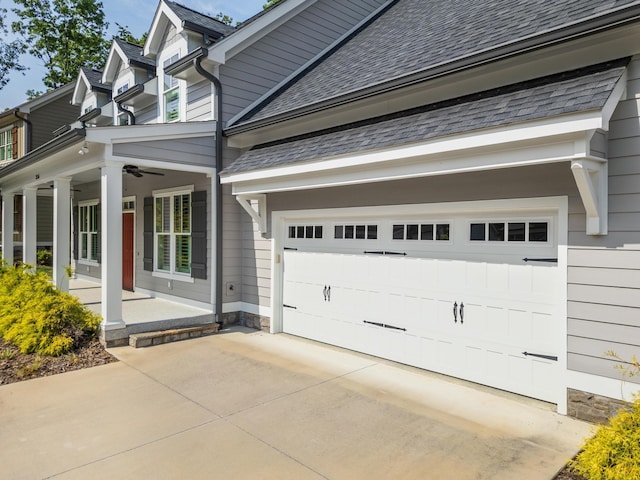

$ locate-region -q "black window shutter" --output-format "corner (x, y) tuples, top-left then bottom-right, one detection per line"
(191, 190), (207, 279)
(96, 204), (101, 263)
(72, 206), (79, 260)
(143, 197), (154, 271)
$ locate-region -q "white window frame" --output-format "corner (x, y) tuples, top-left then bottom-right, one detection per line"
(152, 185), (194, 283)
(161, 50), (182, 123)
(0, 126), (14, 161)
(78, 200), (100, 266)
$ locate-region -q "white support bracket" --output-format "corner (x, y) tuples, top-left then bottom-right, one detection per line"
(237, 194), (267, 234)
(571, 158), (608, 235)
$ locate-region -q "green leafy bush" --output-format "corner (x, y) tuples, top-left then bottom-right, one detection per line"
(36, 249), (52, 266)
(569, 395), (640, 480)
(0, 262), (101, 356)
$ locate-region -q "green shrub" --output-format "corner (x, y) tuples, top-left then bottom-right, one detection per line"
(36, 249), (52, 266)
(0, 263), (101, 356)
(569, 395), (640, 480)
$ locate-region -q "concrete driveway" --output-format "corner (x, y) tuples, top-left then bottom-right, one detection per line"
(0, 327), (591, 479)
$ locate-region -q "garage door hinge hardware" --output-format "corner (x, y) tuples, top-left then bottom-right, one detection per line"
(522, 351), (558, 361)
(363, 320), (407, 332)
(364, 250), (407, 256)
(522, 257), (558, 263)
(323, 285), (331, 302)
(283, 304), (297, 309)
(284, 247), (298, 251)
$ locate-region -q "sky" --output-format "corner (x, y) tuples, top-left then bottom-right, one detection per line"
(0, 0), (268, 110)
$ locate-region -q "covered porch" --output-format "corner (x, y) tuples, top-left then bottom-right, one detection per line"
(69, 277), (215, 346)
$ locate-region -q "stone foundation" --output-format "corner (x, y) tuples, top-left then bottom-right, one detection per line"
(220, 311), (271, 332)
(567, 388), (629, 423)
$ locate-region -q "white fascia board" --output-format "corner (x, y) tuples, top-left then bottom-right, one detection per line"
(85, 120), (216, 144)
(72, 73), (90, 106)
(207, 0), (316, 65)
(230, 138), (586, 195)
(144, 1), (182, 57)
(222, 111), (604, 188)
(602, 70), (628, 130)
(102, 43), (121, 84)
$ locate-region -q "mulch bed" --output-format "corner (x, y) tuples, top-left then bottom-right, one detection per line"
(554, 467), (585, 479)
(0, 337), (117, 386)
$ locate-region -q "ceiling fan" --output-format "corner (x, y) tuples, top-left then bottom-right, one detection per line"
(123, 165), (165, 177)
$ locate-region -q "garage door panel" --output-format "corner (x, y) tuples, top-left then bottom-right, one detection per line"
(282, 208), (560, 404)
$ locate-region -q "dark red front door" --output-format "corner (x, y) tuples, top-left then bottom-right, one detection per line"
(122, 212), (134, 291)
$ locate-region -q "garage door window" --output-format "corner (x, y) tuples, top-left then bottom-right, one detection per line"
(334, 224), (378, 240)
(470, 221), (548, 243)
(393, 223), (450, 241)
(289, 225), (323, 239)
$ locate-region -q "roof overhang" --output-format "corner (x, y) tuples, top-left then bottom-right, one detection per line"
(164, 46), (216, 81)
(222, 107), (618, 235)
(144, 1), (189, 57)
(113, 79), (158, 108)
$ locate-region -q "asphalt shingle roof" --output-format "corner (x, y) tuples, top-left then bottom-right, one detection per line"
(222, 60), (627, 175)
(165, 1), (236, 37)
(115, 38), (156, 69)
(81, 67), (110, 91)
(239, 0), (638, 125)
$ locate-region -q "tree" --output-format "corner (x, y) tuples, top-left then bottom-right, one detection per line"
(11, 0), (110, 89)
(263, 0), (281, 8)
(0, 7), (27, 89)
(214, 12), (234, 26)
(115, 23), (147, 46)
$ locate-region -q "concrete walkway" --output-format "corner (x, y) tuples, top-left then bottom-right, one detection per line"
(0, 328), (592, 479)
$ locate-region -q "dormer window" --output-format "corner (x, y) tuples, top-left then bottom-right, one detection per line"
(163, 53), (180, 123)
(0, 127), (15, 161)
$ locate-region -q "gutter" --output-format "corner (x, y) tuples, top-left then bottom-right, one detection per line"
(114, 85), (139, 125)
(11, 110), (33, 154)
(164, 47), (224, 327)
(0, 128), (85, 179)
(225, 2), (640, 135)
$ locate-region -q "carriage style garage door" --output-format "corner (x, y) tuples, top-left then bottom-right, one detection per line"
(281, 207), (562, 403)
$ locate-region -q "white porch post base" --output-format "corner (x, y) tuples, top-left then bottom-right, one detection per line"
(23, 187), (37, 268)
(53, 178), (71, 291)
(1, 192), (14, 265)
(100, 162), (124, 328)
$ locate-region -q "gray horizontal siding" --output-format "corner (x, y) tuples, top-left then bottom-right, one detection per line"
(186, 79), (212, 122)
(112, 136), (215, 166)
(567, 56), (640, 383)
(220, 0), (387, 123)
(136, 103), (158, 125)
(29, 93), (79, 149)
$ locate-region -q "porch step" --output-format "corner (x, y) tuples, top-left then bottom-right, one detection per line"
(129, 324), (220, 348)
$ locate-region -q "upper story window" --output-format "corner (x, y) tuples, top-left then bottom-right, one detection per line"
(116, 83), (129, 95)
(163, 53), (180, 123)
(0, 127), (14, 161)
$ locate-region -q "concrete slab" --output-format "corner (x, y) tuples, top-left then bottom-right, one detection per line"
(0, 328), (592, 480)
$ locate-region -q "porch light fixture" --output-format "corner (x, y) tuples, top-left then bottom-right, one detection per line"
(78, 142), (89, 155)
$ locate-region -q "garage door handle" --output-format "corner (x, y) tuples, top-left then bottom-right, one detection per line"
(522, 351), (558, 361)
(323, 285), (331, 302)
(459, 302), (464, 324)
(453, 302), (458, 323)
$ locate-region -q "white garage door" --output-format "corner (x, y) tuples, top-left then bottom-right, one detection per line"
(282, 211), (561, 403)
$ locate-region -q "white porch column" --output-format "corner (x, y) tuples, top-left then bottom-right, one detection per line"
(22, 187), (38, 268)
(1, 192), (15, 265)
(101, 161), (125, 330)
(53, 178), (71, 291)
